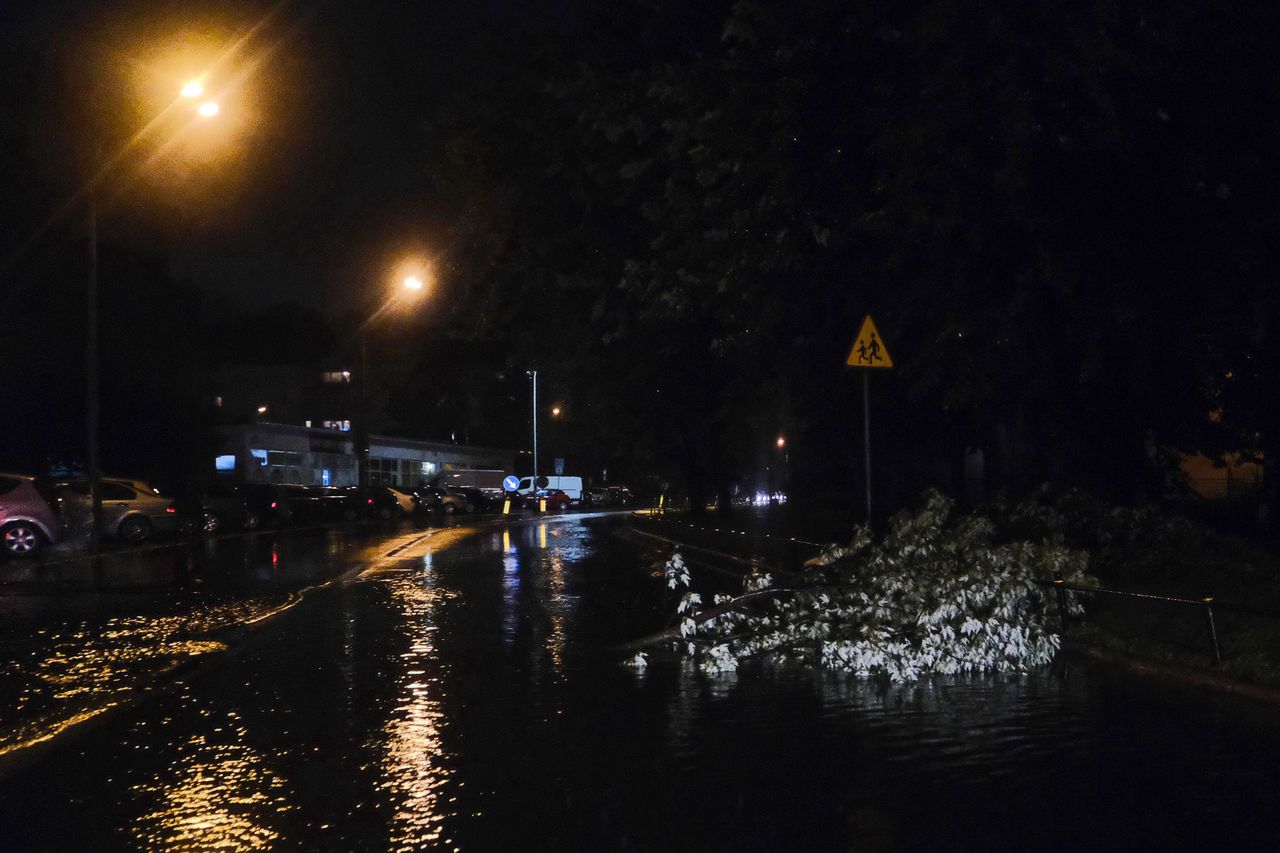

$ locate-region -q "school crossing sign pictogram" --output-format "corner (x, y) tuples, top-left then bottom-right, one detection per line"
(846, 315), (893, 369)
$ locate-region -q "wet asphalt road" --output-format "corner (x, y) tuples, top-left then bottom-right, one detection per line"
(2, 514), (1280, 851)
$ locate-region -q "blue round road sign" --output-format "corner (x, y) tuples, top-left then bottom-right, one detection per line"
(503, 475), (521, 492)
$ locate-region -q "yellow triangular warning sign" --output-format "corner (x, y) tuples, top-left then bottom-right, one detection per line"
(846, 315), (893, 368)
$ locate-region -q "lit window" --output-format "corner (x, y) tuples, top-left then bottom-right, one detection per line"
(214, 396), (224, 407)
(215, 454), (236, 471)
(267, 450), (304, 467)
(322, 468), (332, 486)
(322, 371), (352, 384)
(250, 449), (268, 466)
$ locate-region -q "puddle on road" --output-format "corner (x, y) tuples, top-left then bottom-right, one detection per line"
(0, 597), (284, 761)
(5, 516), (1280, 850)
(0, 525), (418, 768)
(131, 707), (290, 852)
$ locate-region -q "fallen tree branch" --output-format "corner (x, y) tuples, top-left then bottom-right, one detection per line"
(614, 587), (795, 653)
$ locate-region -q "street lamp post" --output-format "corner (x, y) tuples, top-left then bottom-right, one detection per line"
(359, 332), (369, 487)
(86, 178), (101, 551)
(86, 81), (218, 551)
(529, 370), (539, 487)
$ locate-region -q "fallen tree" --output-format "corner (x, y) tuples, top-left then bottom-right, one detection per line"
(624, 490), (1094, 680)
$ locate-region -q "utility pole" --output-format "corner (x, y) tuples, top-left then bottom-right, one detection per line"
(86, 182), (101, 552)
(359, 334), (369, 487)
(530, 369), (538, 485)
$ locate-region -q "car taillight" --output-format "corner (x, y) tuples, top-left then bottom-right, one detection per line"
(367, 498), (374, 505)
(165, 505), (176, 513)
(270, 501), (278, 509)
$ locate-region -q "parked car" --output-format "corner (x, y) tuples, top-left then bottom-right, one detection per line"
(0, 473), (60, 557)
(282, 485), (350, 523)
(448, 486), (499, 513)
(544, 488), (573, 510)
(411, 486), (473, 515)
(278, 485), (400, 523)
(346, 486), (404, 520)
(235, 482), (294, 527)
(581, 486), (632, 507)
(581, 487), (612, 507)
(51, 478), (179, 544)
(387, 487), (418, 516)
(516, 488), (571, 511)
(173, 483), (260, 534)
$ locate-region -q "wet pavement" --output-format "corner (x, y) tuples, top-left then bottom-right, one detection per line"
(1, 514), (1280, 850)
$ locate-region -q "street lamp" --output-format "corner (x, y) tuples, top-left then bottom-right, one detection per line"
(775, 435), (790, 498)
(86, 77), (226, 551)
(357, 264), (430, 486)
(527, 370), (539, 488)
(551, 405), (561, 418)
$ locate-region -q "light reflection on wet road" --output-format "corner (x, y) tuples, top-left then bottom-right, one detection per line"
(2, 514), (1280, 850)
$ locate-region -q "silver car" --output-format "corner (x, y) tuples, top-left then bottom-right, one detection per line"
(52, 478), (179, 544)
(0, 473), (61, 557)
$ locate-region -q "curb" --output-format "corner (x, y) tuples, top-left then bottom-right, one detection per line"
(1061, 639), (1280, 707)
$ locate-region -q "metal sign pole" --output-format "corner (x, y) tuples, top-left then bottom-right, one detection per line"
(846, 314), (892, 523)
(863, 370), (872, 520)
(531, 370), (538, 486)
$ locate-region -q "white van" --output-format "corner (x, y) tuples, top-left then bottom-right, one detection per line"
(518, 476), (583, 502)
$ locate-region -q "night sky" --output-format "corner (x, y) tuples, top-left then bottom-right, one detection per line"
(7, 0), (1280, 506)
(0, 0), (575, 312)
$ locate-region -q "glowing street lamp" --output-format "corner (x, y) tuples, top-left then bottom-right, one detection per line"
(776, 436), (786, 449)
(551, 405), (562, 418)
(356, 260), (432, 486)
(87, 71), (231, 552)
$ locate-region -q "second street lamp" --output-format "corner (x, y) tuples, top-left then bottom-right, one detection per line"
(358, 270), (429, 487)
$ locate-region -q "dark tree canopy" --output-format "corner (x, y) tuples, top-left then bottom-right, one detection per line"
(414, 0), (1280, 514)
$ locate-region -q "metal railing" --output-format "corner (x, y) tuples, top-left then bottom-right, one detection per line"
(630, 513), (825, 573)
(1041, 577), (1280, 666)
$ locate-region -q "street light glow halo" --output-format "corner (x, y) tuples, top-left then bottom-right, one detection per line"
(197, 101), (220, 117)
(181, 81), (204, 98)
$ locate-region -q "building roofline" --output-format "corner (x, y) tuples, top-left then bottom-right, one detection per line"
(214, 422), (514, 457)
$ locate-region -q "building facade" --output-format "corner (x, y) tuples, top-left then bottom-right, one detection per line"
(214, 424), (513, 488)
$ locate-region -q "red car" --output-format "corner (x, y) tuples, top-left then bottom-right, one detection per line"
(538, 489), (572, 510)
